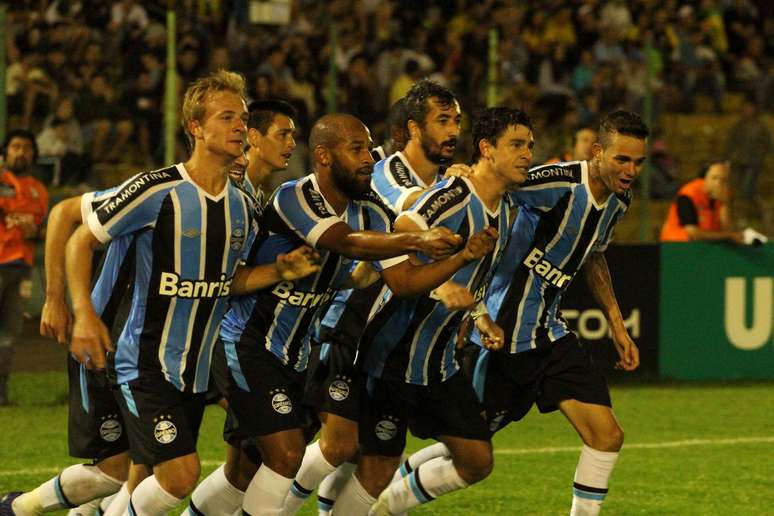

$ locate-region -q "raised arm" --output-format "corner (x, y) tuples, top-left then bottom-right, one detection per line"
(582, 252), (639, 371)
(316, 221), (462, 261)
(380, 216), (498, 297)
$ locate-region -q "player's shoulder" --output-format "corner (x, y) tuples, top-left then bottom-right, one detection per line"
(380, 152), (412, 183)
(356, 188), (396, 220)
(273, 173), (332, 218)
(415, 176), (471, 216)
(523, 161), (583, 187)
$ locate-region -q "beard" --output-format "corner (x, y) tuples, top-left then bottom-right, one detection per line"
(331, 160), (372, 199)
(6, 156), (31, 174)
(421, 133), (457, 165)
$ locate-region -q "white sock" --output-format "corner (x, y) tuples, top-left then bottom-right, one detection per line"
(282, 441), (336, 515)
(333, 474), (375, 516)
(570, 445), (619, 516)
(102, 484), (130, 516)
(187, 464), (244, 516)
(67, 497), (102, 516)
(126, 476), (182, 516)
(98, 492), (118, 514)
(391, 443), (450, 483)
(13, 464), (123, 514)
(316, 462), (356, 515)
(385, 456), (468, 512)
(242, 465), (294, 516)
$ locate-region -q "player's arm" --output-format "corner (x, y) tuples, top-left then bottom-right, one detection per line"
(230, 246), (321, 295)
(397, 165), (474, 210)
(582, 252), (639, 371)
(337, 261), (381, 290)
(65, 224), (112, 370)
(40, 196), (82, 345)
(379, 216), (498, 297)
(316, 221), (462, 261)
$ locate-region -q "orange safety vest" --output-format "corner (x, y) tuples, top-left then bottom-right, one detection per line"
(0, 170), (49, 266)
(659, 178), (722, 242)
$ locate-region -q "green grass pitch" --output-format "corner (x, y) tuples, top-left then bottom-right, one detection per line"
(1, 372), (772, 515)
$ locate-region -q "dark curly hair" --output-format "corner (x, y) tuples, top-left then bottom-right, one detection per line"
(472, 107), (532, 163)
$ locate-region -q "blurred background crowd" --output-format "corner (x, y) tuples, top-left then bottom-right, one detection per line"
(2, 0), (773, 236)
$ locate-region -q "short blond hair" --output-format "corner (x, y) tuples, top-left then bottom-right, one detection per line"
(181, 69), (247, 149)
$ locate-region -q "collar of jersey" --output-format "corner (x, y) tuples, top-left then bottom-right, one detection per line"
(307, 172), (348, 220)
(462, 176), (502, 218)
(395, 151), (437, 189)
(580, 160), (611, 210)
(176, 162), (228, 202)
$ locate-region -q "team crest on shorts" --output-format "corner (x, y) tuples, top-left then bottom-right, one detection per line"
(153, 416), (177, 444)
(328, 377), (350, 402)
(99, 415), (122, 442)
(230, 228), (245, 250)
(375, 416), (398, 441)
(270, 389), (293, 414)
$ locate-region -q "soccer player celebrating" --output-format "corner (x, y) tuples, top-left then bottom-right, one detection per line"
(215, 112), (496, 516)
(332, 107), (534, 516)
(381, 110), (648, 516)
(58, 71), (317, 516)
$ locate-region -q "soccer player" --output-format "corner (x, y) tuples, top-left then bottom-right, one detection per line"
(217, 112), (496, 516)
(283, 80), (468, 515)
(380, 110), (649, 516)
(370, 98), (409, 162)
(60, 71), (317, 516)
(334, 107), (535, 516)
(187, 98), (301, 515)
(0, 130), (48, 406)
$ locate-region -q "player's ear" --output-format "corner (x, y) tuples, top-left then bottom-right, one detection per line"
(407, 119), (420, 141)
(313, 145), (331, 167)
(480, 138), (493, 160)
(247, 127), (260, 145)
(189, 118), (203, 140)
(591, 141), (603, 160)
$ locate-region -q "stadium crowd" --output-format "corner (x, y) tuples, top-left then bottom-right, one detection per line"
(4, 0), (773, 176)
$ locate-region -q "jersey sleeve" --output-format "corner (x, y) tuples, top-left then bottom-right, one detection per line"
(509, 163), (580, 210)
(371, 156), (424, 214)
(80, 185), (121, 223)
(362, 196), (407, 272)
(86, 172), (174, 244)
(272, 180), (342, 248)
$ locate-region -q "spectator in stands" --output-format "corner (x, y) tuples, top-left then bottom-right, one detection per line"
(660, 160), (743, 242)
(390, 58), (422, 106)
(726, 96), (772, 212)
(0, 130), (49, 405)
(77, 74), (134, 164)
(37, 96), (88, 185)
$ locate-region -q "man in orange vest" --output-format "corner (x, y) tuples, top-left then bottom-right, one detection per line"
(660, 160), (744, 243)
(0, 129), (49, 405)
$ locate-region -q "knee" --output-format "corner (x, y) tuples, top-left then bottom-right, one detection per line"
(453, 450), (493, 485)
(97, 453), (130, 482)
(358, 457), (400, 497)
(265, 445), (304, 478)
(320, 435), (359, 466)
(156, 459), (200, 498)
(589, 425), (624, 452)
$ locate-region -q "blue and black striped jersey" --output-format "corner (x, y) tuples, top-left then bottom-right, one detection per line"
(371, 151), (444, 214)
(362, 176), (513, 386)
(220, 173), (401, 377)
(85, 163), (257, 393)
(475, 160), (630, 353)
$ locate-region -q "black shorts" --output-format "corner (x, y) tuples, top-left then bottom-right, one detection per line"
(470, 333), (611, 434)
(360, 371), (490, 457)
(304, 341), (362, 421)
(204, 338), (229, 406)
(114, 374), (206, 467)
(223, 344), (311, 440)
(67, 355), (129, 460)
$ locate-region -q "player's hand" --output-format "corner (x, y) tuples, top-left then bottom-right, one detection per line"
(415, 227), (464, 260)
(349, 261), (380, 289)
(611, 326), (639, 371)
(431, 281), (475, 311)
(443, 163), (474, 179)
(70, 310), (113, 370)
(460, 226), (498, 261)
(40, 298), (72, 347)
(475, 313), (504, 351)
(276, 246), (321, 281)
